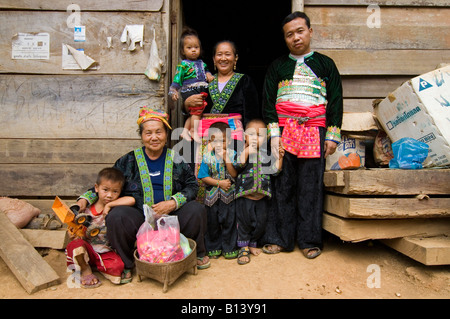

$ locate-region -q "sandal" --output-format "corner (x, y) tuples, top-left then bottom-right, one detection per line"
(120, 269), (132, 284)
(80, 273), (102, 289)
(302, 247), (321, 259)
(197, 256), (211, 270)
(223, 250), (239, 259)
(208, 250), (222, 259)
(262, 244), (283, 254)
(237, 247), (250, 265)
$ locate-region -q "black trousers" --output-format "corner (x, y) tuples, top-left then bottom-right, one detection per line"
(263, 127), (326, 251)
(106, 201), (207, 269)
(204, 200), (237, 254)
(236, 196), (269, 248)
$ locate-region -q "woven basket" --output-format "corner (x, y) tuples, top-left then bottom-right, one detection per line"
(134, 238), (198, 292)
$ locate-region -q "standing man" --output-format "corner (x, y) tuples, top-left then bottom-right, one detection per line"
(262, 11), (343, 258)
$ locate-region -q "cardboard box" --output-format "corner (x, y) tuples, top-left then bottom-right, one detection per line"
(374, 65), (450, 168)
(326, 135), (365, 170)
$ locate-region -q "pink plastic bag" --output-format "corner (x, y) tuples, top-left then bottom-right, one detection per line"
(136, 215), (185, 263)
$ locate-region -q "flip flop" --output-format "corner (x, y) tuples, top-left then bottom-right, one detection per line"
(120, 269), (132, 284)
(262, 244), (283, 254)
(80, 273), (102, 289)
(237, 247), (250, 265)
(197, 256), (211, 270)
(302, 247), (321, 259)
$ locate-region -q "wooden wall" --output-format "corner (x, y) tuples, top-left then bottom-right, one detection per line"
(304, 0), (450, 113)
(0, 0), (170, 210)
(1, 0), (449, 213)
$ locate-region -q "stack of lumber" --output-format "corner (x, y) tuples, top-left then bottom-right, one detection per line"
(323, 168), (450, 265)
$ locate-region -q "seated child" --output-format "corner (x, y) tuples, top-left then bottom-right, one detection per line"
(197, 122), (239, 259)
(234, 119), (284, 265)
(65, 167), (135, 288)
(169, 28), (214, 142)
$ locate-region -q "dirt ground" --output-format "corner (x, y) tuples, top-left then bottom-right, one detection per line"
(1, 232), (449, 300)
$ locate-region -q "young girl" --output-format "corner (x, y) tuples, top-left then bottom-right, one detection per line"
(197, 122), (239, 259)
(169, 28), (214, 142)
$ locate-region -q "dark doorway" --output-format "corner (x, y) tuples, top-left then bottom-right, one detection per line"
(181, 0), (291, 102)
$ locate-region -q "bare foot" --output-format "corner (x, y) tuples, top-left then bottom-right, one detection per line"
(249, 247), (261, 256)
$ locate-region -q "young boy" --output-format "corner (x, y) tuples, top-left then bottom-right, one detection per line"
(197, 122), (239, 259)
(234, 119), (284, 265)
(65, 167), (135, 288)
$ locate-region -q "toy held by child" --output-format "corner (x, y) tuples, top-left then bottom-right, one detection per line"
(169, 28), (214, 142)
(65, 167), (135, 288)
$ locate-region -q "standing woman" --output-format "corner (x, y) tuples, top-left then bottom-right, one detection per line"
(76, 107), (211, 282)
(184, 40), (261, 200)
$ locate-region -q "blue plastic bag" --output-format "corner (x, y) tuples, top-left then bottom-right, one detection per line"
(389, 137), (429, 169)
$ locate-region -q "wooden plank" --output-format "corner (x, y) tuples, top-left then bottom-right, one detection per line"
(0, 74), (164, 139)
(19, 229), (69, 250)
(324, 168), (450, 195)
(0, 139), (142, 164)
(323, 212), (450, 242)
(342, 76), (412, 98)
(324, 194), (450, 219)
(1, 0), (164, 11)
(382, 235), (450, 265)
(0, 212), (60, 294)
(305, 0), (450, 6)
(305, 7), (450, 50)
(343, 99), (378, 113)
(0, 164), (103, 197)
(24, 199), (76, 213)
(320, 50), (450, 75)
(0, 11), (166, 74)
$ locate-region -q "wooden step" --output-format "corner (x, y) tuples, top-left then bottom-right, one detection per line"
(324, 168), (450, 195)
(324, 194), (450, 219)
(382, 235), (450, 266)
(322, 212), (450, 243)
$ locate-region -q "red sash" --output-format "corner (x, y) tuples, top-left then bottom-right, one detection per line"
(276, 101), (326, 158)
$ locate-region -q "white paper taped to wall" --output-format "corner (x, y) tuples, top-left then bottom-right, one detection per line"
(12, 33), (50, 59)
(62, 44), (97, 70)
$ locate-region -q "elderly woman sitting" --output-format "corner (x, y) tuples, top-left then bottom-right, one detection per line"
(76, 107), (210, 282)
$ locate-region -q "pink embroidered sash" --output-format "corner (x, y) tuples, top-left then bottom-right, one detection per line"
(276, 101), (326, 158)
(197, 113), (244, 141)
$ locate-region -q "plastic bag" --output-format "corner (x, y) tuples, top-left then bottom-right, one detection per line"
(136, 214), (187, 263)
(389, 137), (429, 169)
(144, 28), (163, 81)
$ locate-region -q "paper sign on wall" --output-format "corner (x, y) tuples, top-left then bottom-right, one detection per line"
(12, 33), (50, 59)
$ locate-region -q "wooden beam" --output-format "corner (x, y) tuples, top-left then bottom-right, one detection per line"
(304, 0), (450, 6)
(324, 169), (450, 195)
(0, 11), (166, 75)
(19, 229), (69, 250)
(325, 194), (450, 219)
(0, 0), (164, 11)
(0, 212), (60, 294)
(0, 164), (103, 197)
(0, 139), (142, 164)
(323, 212), (450, 242)
(382, 235), (450, 266)
(0, 74), (163, 139)
(305, 6), (450, 50)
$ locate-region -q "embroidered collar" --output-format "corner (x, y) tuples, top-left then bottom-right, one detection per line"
(134, 147), (174, 206)
(209, 73), (244, 114)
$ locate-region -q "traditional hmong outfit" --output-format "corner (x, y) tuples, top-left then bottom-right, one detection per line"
(234, 148), (280, 249)
(262, 51), (343, 251)
(197, 149), (238, 257)
(192, 73), (260, 202)
(66, 205), (124, 284)
(78, 146), (206, 268)
(170, 59), (210, 115)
